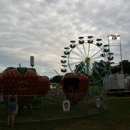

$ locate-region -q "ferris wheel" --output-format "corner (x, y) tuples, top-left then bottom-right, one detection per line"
(60, 36), (114, 84)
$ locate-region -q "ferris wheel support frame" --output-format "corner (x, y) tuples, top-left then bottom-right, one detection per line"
(108, 34), (123, 74)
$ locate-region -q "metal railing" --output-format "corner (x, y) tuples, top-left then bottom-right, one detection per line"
(0, 93), (108, 122)
(87, 93), (108, 115)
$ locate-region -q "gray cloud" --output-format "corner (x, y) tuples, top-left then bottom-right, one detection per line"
(0, 0), (130, 77)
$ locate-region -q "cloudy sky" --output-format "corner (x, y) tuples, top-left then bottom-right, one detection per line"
(0, 0), (130, 78)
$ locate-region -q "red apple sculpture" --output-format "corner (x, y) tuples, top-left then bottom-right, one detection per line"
(0, 74), (2, 93)
(61, 73), (89, 102)
(37, 76), (50, 96)
(2, 67), (39, 106)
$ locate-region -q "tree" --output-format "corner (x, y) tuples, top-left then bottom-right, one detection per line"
(111, 60), (130, 74)
(50, 75), (63, 83)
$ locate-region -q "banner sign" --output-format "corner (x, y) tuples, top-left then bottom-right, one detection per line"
(96, 98), (100, 108)
(63, 100), (70, 111)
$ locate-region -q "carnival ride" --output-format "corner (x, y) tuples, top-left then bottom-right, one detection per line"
(61, 36), (114, 85)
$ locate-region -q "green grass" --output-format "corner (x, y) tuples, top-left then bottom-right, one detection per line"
(0, 97), (130, 130)
(88, 85), (102, 93)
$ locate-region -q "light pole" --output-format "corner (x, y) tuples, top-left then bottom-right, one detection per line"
(108, 34), (123, 74)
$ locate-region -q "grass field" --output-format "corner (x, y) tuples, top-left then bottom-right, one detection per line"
(0, 96), (130, 130)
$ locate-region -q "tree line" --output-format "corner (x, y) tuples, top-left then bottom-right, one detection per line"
(111, 60), (130, 74)
(50, 60), (130, 83)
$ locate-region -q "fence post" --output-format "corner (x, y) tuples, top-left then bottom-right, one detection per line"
(41, 95), (44, 124)
(86, 94), (89, 116)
